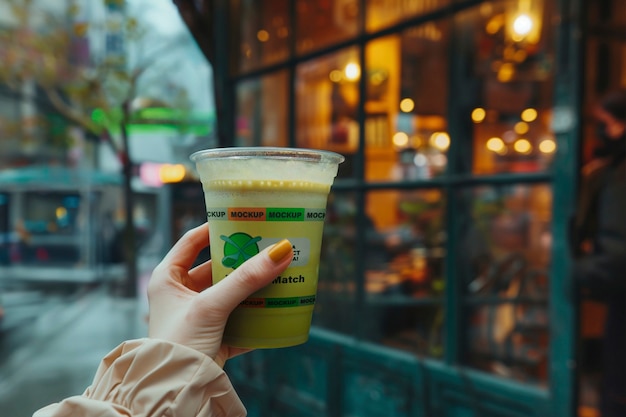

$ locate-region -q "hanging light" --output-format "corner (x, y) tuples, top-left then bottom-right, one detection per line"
(512, 14), (533, 40)
(344, 62), (360, 81)
(507, 0), (543, 44)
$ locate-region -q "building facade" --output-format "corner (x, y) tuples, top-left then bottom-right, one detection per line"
(183, 0), (625, 416)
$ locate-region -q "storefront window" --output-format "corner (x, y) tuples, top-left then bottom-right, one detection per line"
(296, 0), (360, 55)
(223, 0), (586, 411)
(365, 21), (450, 182)
(236, 70), (289, 147)
(233, 0), (291, 74)
(458, 1), (557, 175)
(315, 191), (358, 334)
(460, 183), (552, 384)
(23, 192), (81, 236)
(12, 192), (83, 265)
(366, 0), (450, 32)
(362, 188), (445, 356)
(296, 47), (360, 177)
(365, 189), (445, 297)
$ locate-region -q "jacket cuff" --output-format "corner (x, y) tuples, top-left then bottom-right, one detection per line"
(36, 338), (246, 417)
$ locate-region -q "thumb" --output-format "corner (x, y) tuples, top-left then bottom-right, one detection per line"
(197, 239), (293, 315)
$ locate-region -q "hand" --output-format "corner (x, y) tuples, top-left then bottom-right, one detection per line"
(147, 223), (292, 367)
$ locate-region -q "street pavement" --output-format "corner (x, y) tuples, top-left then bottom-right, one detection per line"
(0, 286), (147, 417)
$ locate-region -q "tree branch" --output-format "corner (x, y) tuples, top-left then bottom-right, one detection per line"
(43, 87), (102, 134)
(44, 87), (122, 160)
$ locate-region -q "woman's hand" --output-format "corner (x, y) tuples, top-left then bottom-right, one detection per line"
(147, 223), (292, 367)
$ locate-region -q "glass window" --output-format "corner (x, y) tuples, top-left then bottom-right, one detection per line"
(459, 183), (552, 384)
(315, 191), (358, 334)
(23, 192), (81, 236)
(296, 0), (360, 55)
(457, 0), (557, 175)
(236, 70), (289, 147)
(366, 0), (450, 32)
(365, 189), (445, 298)
(296, 47), (360, 177)
(362, 188), (445, 356)
(365, 21), (450, 182)
(15, 192), (82, 266)
(232, 0), (291, 74)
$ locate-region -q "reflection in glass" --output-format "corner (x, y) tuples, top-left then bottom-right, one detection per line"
(23, 193), (81, 236)
(236, 71), (288, 147)
(296, 48), (360, 177)
(360, 189), (445, 357)
(366, 0), (450, 32)
(365, 21), (450, 181)
(13, 192), (83, 266)
(460, 183), (552, 384)
(365, 189), (445, 299)
(315, 192), (357, 333)
(296, 0), (359, 54)
(458, 1), (557, 174)
(232, 0), (291, 74)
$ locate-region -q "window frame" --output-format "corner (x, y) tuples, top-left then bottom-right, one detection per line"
(223, 0), (579, 409)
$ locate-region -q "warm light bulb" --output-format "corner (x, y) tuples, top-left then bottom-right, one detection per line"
(513, 14), (533, 37)
(472, 108), (486, 123)
(514, 121), (529, 134)
(521, 108), (537, 122)
(400, 98), (415, 113)
(344, 63), (360, 81)
(486, 137), (506, 154)
(430, 132), (450, 151)
(497, 63), (515, 82)
(393, 132), (409, 147)
(514, 139), (532, 154)
(257, 30), (270, 42)
(329, 70), (342, 82)
(539, 139), (556, 154)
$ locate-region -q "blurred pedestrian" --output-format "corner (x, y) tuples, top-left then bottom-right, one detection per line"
(572, 88), (626, 417)
(33, 223), (293, 417)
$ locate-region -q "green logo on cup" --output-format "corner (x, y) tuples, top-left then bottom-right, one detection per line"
(220, 233), (262, 269)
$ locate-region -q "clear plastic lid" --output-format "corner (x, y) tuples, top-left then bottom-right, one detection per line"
(191, 147), (344, 184)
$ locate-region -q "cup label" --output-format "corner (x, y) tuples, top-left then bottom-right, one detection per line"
(207, 207), (325, 309)
(207, 207), (326, 222)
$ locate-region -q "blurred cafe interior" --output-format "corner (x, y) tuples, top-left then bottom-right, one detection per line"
(177, 0), (626, 416)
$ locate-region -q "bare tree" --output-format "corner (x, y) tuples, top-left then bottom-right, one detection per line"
(0, 0), (191, 296)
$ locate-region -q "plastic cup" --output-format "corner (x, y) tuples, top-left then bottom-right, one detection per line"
(190, 147), (344, 348)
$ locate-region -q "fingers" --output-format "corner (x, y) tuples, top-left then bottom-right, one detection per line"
(197, 239), (293, 315)
(187, 260), (214, 292)
(160, 223), (210, 272)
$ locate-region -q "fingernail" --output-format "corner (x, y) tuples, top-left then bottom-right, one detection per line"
(268, 239), (292, 263)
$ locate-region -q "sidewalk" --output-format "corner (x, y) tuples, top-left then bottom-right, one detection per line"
(0, 287), (147, 417)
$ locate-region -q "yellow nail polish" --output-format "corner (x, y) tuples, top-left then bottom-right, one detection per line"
(268, 239), (292, 263)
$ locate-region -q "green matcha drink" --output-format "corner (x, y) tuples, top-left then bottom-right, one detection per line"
(191, 148), (343, 348)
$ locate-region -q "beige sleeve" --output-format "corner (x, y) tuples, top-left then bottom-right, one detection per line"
(33, 339), (246, 417)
